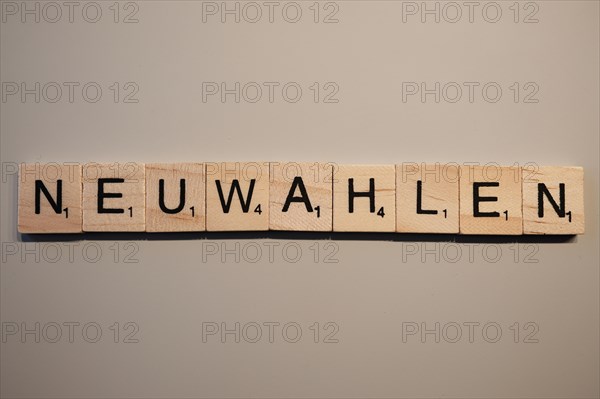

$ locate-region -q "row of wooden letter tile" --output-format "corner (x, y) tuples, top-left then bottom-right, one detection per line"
(17, 162), (585, 235)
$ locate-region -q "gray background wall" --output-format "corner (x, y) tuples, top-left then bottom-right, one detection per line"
(1, 1), (599, 398)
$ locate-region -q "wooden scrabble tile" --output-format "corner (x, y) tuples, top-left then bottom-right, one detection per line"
(522, 166), (584, 235)
(396, 163), (459, 233)
(270, 162), (333, 231)
(82, 163), (145, 232)
(206, 162), (269, 231)
(333, 165), (396, 232)
(18, 163), (82, 233)
(459, 165), (523, 235)
(145, 163), (206, 232)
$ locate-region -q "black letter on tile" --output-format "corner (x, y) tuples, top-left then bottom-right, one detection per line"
(35, 180), (62, 214)
(159, 179), (186, 214)
(98, 178), (124, 214)
(416, 180), (437, 215)
(282, 177), (313, 212)
(473, 182), (499, 217)
(216, 179), (255, 213)
(538, 183), (565, 218)
(348, 178), (375, 213)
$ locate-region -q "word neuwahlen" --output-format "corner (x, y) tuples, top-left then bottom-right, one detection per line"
(17, 162), (585, 235)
